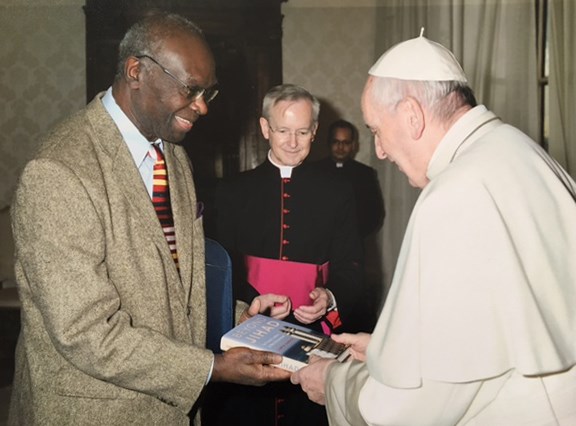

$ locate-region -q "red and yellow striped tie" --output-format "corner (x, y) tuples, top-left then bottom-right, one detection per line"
(151, 144), (179, 269)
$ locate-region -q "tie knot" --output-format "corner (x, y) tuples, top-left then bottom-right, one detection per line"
(150, 143), (164, 161)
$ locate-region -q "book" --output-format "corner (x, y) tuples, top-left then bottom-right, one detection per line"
(220, 314), (351, 372)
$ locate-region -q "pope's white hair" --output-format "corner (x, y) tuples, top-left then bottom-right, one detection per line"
(368, 77), (476, 122)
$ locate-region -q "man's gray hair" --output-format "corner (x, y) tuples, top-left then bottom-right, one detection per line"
(261, 84), (321, 123)
(115, 12), (204, 79)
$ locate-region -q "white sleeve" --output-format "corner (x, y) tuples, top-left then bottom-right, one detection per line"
(325, 359), (515, 426)
(325, 360), (371, 426)
(358, 376), (481, 426)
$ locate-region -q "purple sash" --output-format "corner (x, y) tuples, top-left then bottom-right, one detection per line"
(244, 255), (329, 309)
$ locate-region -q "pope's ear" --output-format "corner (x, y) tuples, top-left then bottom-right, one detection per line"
(259, 117), (270, 140)
(401, 97), (425, 139)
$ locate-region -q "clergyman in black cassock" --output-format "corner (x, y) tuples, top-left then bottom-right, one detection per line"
(206, 85), (369, 426)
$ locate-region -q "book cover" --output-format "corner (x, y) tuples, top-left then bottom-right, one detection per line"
(220, 314), (350, 372)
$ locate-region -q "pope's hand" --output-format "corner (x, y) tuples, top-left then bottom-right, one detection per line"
(331, 332), (371, 362)
(290, 357), (335, 405)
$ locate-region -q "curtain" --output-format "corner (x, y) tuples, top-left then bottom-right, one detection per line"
(548, 0), (576, 178)
(371, 0), (539, 299)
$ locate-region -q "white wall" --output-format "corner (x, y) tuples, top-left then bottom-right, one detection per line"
(0, 0), (86, 210)
(0, 0), (86, 280)
(282, 0), (379, 164)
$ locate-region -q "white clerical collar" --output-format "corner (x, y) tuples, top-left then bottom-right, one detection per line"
(268, 150), (298, 178)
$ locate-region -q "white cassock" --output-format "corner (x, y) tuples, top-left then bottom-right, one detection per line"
(325, 106), (576, 426)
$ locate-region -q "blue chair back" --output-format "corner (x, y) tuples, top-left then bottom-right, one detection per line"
(204, 238), (234, 352)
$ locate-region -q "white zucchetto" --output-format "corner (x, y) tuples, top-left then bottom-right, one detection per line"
(369, 29), (467, 82)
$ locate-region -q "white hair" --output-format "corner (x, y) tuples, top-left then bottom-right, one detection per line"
(368, 77), (477, 122)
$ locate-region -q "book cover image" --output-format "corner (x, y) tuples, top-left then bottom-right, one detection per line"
(220, 314), (350, 372)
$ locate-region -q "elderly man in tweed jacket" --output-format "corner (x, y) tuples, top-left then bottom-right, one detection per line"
(8, 13), (288, 426)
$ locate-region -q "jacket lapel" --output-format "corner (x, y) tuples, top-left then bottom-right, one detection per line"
(86, 96), (185, 295)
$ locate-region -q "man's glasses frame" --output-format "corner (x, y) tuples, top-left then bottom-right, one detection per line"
(136, 54), (219, 104)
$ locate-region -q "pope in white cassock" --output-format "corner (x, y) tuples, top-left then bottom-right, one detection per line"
(291, 31), (576, 425)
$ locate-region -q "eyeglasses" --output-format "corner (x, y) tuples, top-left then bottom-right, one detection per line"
(136, 55), (219, 104)
(267, 121), (314, 141)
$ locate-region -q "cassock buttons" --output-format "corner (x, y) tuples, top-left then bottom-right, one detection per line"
(282, 224), (290, 229)
(283, 209), (290, 214)
(282, 239), (289, 245)
(281, 256), (289, 261)
(283, 193), (290, 199)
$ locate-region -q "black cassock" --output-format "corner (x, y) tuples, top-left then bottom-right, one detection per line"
(312, 157), (385, 239)
(204, 159), (370, 426)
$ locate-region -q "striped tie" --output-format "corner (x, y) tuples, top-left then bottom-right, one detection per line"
(151, 144), (179, 269)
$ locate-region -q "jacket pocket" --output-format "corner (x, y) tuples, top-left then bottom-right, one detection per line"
(55, 369), (138, 400)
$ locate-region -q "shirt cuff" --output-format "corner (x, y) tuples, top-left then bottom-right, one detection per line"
(326, 289), (337, 312)
(206, 356), (214, 384)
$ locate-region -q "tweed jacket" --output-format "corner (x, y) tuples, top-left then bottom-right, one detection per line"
(9, 94), (212, 425)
